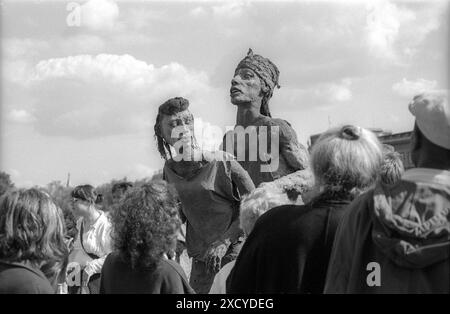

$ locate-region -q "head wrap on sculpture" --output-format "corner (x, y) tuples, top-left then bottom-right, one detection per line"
(236, 48), (280, 92)
(235, 49), (280, 117)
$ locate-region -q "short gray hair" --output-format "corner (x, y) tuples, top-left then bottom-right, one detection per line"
(311, 125), (383, 193)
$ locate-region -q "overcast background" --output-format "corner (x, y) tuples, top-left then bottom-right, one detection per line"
(1, 0), (448, 187)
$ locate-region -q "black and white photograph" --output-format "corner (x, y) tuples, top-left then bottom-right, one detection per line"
(0, 0), (449, 302)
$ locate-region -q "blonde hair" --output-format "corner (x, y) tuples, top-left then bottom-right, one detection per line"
(311, 125), (383, 194)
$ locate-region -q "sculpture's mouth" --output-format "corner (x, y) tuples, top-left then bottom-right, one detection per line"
(230, 87), (242, 96)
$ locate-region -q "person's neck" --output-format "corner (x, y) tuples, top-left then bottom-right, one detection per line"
(82, 206), (100, 226)
(236, 103), (263, 127)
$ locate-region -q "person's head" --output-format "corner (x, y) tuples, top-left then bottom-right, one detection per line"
(70, 184), (101, 217)
(110, 180), (181, 270)
(408, 91), (450, 169)
(0, 188), (68, 284)
(154, 97), (196, 160)
(111, 182), (133, 203)
(311, 125), (383, 198)
(380, 150), (405, 186)
(231, 49), (280, 117)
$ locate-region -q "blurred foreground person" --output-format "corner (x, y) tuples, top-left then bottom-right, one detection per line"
(379, 146), (405, 187)
(325, 91), (450, 293)
(67, 185), (112, 294)
(100, 181), (194, 294)
(227, 125), (383, 293)
(0, 189), (68, 294)
(154, 97), (255, 293)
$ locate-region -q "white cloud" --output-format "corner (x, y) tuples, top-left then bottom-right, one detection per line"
(323, 79), (353, 102)
(81, 0), (120, 30)
(123, 7), (169, 29)
(1, 38), (50, 84)
(277, 78), (353, 110)
(7, 109), (36, 124)
(212, 0), (248, 19)
(392, 78), (438, 97)
(365, 1), (415, 60)
(2, 38), (49, 59)
(365, 0), (445, 63)
(190, 6), (208, 18)
(59, 34), (106, 55)
(22, 54), (212, 138)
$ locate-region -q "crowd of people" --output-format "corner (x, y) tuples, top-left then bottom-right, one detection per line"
(0, 49), (449, 294)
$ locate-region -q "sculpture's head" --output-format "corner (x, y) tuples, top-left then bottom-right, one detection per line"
(230, 49), (280, 117)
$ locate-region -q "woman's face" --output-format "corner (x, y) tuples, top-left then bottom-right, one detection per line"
(159, 109), (195, 147)
(71, 198), (90, 217)
(230, 67), (264, 105)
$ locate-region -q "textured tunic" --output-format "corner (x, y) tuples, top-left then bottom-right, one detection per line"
(164, 157), (254, 260)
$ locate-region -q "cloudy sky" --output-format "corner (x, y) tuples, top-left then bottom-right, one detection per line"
(1, 0), (448, 187)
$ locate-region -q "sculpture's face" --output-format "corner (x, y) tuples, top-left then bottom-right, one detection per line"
(230, 67), (264, 105)
(159, 109), (194, 147)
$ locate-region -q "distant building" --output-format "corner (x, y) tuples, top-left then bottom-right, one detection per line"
(309, 129), (414, 169)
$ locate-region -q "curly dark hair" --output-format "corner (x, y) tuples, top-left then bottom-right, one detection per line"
(0, 188), (69, 283)
(110, 180), (181, 270)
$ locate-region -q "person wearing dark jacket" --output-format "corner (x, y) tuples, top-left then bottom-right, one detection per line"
(0, 189), (68, 294)
(100, 180), (194, 294)
(100, 252), (193, 294)
(324, 91), (450, 293)
(227, 125), (383, 293)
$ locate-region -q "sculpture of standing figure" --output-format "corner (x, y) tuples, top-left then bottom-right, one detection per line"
(223, 48), (311, 192)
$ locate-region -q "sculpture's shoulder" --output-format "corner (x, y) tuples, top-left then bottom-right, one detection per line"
(268, 118), (298, 143)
